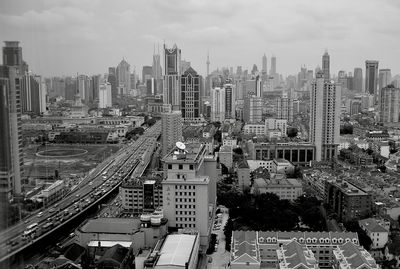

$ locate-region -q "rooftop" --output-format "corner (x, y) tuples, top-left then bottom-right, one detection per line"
(163, 142), (206, 164)
(80, 217), (141, 234)
(333, 241), (378, 269)
(155, 234), (197, 267)
(359, 218), (389, 233)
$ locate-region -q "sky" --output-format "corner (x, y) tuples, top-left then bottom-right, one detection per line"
(0, 0), (400, 79)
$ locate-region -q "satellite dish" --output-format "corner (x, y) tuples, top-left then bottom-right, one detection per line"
(176, 142), (186, 150)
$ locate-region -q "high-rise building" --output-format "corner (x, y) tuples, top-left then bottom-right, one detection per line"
(161, 109), (183, 157)
(162, 142), (217, 246)
(243, 95), (262, 123)
(116, 58), (131, 95)
(210, 87), (225, 122)
(2, 41), (22, 67)
(224, 84), (235, 120)
(380, 85), (400, 123)
(163, 44), (181, 111)
(276, 97), (294, 123)
(310, 71), (341, 161)
(180, 60), (191, 74)
(152, 47), (162, 80)
(262, 54), (267, 75)
(270, 56), (276, 76)
(142, 66), (153, 83)
(353, 68), (363, 92)
(206, 51), (210, 77)
(180, 67), (201, 123)
(91, 75), (101, 102)
(322, 50), (330, 81)
(365, 60), (379, 95)
(378, 69), (392, 90)
(99, 81), (112, 108)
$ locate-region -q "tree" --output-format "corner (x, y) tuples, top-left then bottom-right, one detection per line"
(233, 148), (243, 155)
(224, 218), (233, 251)
(340, 124), (353, 135)
(146, 118), (157, 126)
(212, 121), (222, 129)
(287, 127), (298, 138)
(214, 130), (222, 143)
(220, 163), (229, 175)
(344, 221), (373, 250)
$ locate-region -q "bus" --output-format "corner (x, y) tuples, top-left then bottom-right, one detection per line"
(22, 223), (38, 240)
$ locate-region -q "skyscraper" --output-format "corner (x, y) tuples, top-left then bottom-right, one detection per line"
(365, 60), (379, 95)
(142, 66), (153, 83)
(378, 69), (392, 90)
(270, 55), (276, 76)
(206, 51), (210, 77)
(99, 81), (112, 108)
(380, 85), (400, 123)
(353, 68), (363, 92)
(163, 44), (181, 111)
(262, 54), (267, 75)
(152, 46), (162, 80)
(211, 87), (225, 122)
(322, 51), (330, 81)
(243, 95), (262, 123)
(224, 84), (236, 120)
(161, 109), (183, 157)
(276, 97), (294, 123)
(116, 58), (131, 95)
(180, 67), (201, 123)
(310, 71), (341, 161)
(2, 41), (22, 67)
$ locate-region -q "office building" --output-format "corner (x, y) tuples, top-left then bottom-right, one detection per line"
(180, 60), (191, 74)
(276, 97), (293, 123)
(163, 44), (181, 111)
(365, 60), (379, 95)
(310, 71), (341, 161)
(161, 110), (183, 157)
(253, 176), (303, 201)
(378, 68), (392, 90)
(21, 74), (45, 115)
(325, 180), (371, 222)
(353, 68), (363, 92)
(180, 67), (201, 123)
(224, 83), (235, 119)
(210, 87), (225, 122)
(116, 58), (131, 95)
(322, 51), (330, 81)
(379, 85), (400, 123)
(142, 65), (153, 83)
(162, 143), (217, 247)
(243, 95), (262, 123)
(99, 81), (112, 108)
(265, 118), (288, 135)
(270, 56), (276, 76)
(77, 74), (90, 102)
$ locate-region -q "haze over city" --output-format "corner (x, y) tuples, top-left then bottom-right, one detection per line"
(1, 0), (400, 77)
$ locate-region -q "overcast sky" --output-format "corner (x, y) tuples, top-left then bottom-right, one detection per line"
(0, 0), (399, 78)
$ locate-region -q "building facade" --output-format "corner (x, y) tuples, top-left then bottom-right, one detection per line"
(365, 60), (379, 96)
(163, 44), (181, 111)
(211, 87), (225, 122)
(180, 67), (201, 123)
(380, 86), (400, 123)
(99, 81), (112, 108)
(161, 110), (183, 157)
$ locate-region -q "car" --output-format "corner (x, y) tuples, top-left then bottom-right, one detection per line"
(49, 208), (55, 213)
(37, 212), (43, 217)
(69, 233), (75, 238)
(89, 182), (93, 186)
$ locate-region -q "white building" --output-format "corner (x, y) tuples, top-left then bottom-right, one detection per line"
(265, 118), (287, 136)
(99, 81), (112, 108)
(161, 110), (183, 157)
(310, 71), (341, 161)
(359, 218), (390, 250)
(211, 87), (225, 122)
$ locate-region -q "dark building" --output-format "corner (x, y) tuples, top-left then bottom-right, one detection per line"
(180, 67), (201, 122)
(163, 44), (181, 111)
(142, 65), (153, 83)
(2, 41), (22, 67)
(325, 180), (372, 222)
(224, 84), (234, 119)
(65, 77), (77, 101)
(365, 61), (379, 95)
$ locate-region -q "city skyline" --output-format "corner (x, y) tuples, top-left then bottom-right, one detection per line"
(0, 0), (400, 78)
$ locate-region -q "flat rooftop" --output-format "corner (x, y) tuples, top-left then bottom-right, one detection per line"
(155, 234), (197, 267)
(163, 143), (205, 164)
(80, 218), (141, 234)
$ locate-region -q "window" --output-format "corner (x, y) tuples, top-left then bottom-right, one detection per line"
(189, 164), (194, 170)
(168, 164), (172, 169)
(179, 164), (183, 170)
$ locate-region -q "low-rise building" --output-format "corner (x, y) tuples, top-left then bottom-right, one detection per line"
(253, 176), (303, 201)
(237, 160), (251, 191)
(358, 218), (390, 251)
(276, 240), (319, 269)
(332, 241), (379, 269)
(219, 145), (233, 169)
(231, 231), (260, 269)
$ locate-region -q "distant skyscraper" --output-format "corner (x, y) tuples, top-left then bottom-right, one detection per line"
(142, 66), (153, 83)
(180, 67), (201, 123)
(211, 87), (225, 122)
(116, 58), (131, 95)
(276, 97), (294, 123)
(365, 60), (379, 95)
(262, 54), (267, 75)
(270, 56), (276, 76)
(161, 109), (183, 157)
(163, 44), (181, 111)
(353, 67), (363, 92)
(380, 86), (400, 123)
(152, 46), (162, 80)
(322, 51), (330, 81)
(224, 84), (235, 120)
(99, 81), (112, 108)
(2, 41), (22, 67)
(251, 64), (258, 75)
(206, 52), (210, 77)
(379, 69), (392, 90)
(310, 71), (341, 161)
(243, 95), (262, 123)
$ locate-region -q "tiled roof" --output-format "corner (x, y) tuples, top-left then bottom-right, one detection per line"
(231, 231), (260, 264)
(278, 241), (318, 269)
(333, 241), (378, 269)
(257, 231), (359, 245)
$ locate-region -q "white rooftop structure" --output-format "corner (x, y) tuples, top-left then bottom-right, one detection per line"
(155, 234), (197, 268)
(88, 240), (132, 248)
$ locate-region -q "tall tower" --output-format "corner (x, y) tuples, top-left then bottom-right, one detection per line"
(270, 55), (276, 76)
(353, 67), (363, 92)
(322, 50), (330, 81)
(365, 60), (379, 95)
(211, 87), (225, 122)
(206, 51), (210, 77)
(163, 44), (181, 111)
(379, 69), (392, 90)
(310, 71), (341, 161)
(262, 54), (267, 75)
(180, 67), (201, 123)
(380, 86), (400, 123)
(116, 58), (131, 95)
(161, 109), (183, 157)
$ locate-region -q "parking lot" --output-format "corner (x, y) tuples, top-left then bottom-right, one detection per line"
(208, 206), (230, 269)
